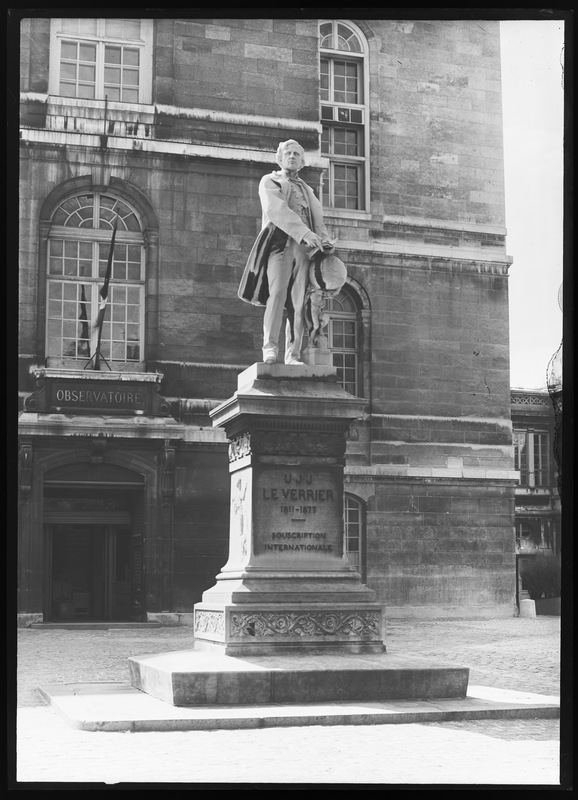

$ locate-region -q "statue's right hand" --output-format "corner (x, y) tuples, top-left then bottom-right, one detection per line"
(302, 231), (323, 249)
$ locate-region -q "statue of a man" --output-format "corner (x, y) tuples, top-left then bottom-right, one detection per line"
(238, 140), (336, 365)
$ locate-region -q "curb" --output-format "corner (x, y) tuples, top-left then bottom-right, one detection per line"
(37, 682), (560, 733)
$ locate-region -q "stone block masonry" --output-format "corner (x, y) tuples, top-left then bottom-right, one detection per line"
(354, 477), (517, 614)
(155, 18), (320, 120)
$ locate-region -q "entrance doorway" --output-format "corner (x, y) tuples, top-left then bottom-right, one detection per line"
(48, 524), (131, 621)
(42, 483), (144, 622)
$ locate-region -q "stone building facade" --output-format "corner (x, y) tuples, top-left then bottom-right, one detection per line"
(18, 17), (517, 625)
(511, 389), (561, 557)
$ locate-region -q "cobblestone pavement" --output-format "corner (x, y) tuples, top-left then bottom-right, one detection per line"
(14, 616), (569, 787)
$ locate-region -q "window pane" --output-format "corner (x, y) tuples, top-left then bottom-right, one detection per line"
(105, 19), (141, 39)
(123, 68), (139, 87)
(50, 239), (64, 257)
(126, 343), (140, 361)
(62, 19), (97, 36)
(127, 263), (141, 280)
(104, 20), (124, 38)
(63, 283), (77, 300)
(104, 86), (120, 101)
(123, 20), (142, 40)
(319, 21), (333, 45)
(126, 286), (140, 304)
(113, 285), (127, 303)
(121, 88), (139, 103)
(337, 24), (362, 52)
(123, 48), (140, 67)
(105, 45), (122, 65)
(59, 83), (77, 98)
(112, 342), (125, 360)
(104, 67), (121, 84)
(48, 281), (62, 299)
(78, 43), (97, 62)
(61, 41), (78, 59)
(61, 62), (77, 80)
(78, 83), (96, 99)
(78, 64), (96, 82)
(62, 301), (76, 318)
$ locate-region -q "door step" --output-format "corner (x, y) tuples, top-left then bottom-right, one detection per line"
(30, 622), (162, 630)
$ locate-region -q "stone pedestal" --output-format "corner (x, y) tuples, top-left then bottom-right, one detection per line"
(193, 363), (384, 655)
(128, 364), (470, 707)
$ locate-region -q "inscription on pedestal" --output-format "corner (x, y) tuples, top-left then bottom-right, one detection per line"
(255, 468), (342, 559)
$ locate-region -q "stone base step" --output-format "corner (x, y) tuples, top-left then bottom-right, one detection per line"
(30, 622), (162, 630)
(127, 650), (469, 706)
(36, 682), (560, 733)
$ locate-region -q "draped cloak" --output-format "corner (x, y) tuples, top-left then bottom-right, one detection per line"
(237, 170), (330, 308)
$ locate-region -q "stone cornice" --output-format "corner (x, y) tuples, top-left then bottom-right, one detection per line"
(338, 245), (511, 271)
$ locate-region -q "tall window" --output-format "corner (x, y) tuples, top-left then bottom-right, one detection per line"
(325, 289), (360, 395)
(319, 20), (368, 210)
(513, 430), (551, 487)
(344, 494), (365, 580)
(46, 193), (145, 366)
(49, 18), (153, 103)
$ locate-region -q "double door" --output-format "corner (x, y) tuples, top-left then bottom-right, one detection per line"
(47, 523), (132, 621)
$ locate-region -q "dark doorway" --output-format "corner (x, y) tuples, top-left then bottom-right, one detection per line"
(43, 484), (143, 622)
(48, 523), (131, 621)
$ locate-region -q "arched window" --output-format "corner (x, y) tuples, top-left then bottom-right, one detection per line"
(344, 493), (365, 581)
(45, 193), (145, 367)
(319, 21), (368, 210)
(325, 287), (360, 395)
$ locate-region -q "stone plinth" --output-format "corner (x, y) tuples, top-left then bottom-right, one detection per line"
(128, 364), (470, 710)
(128, 651), (469, 706)
(193, 363), (384, 655)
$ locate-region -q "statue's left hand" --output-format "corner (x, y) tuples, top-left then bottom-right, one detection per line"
(320, 239), (336, 253)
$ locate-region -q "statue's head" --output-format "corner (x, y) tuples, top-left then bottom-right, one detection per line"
(276, 139), (306, 171)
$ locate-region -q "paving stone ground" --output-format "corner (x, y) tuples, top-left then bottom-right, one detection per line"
(13, 616), (569, 787)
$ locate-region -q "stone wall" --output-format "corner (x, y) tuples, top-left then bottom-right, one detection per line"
(18, 17), (515, 616)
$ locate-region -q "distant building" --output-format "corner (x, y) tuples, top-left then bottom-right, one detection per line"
(18, 17), (517, 625)
(511, 388), (561, 558)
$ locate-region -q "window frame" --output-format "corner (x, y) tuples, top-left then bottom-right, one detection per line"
(513, 428), (551, 487)
(344, 493), (366, 582)
(45, 192), (146, 369)
(48, 18), (153, 104)
(324, 288), (361, 396)
(516, 517), (558, 555)
(319, 20), (369, 211)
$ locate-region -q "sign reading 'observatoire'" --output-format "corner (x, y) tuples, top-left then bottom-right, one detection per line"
(51, 381), (147, 412)
(23, 370), (172, 417)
